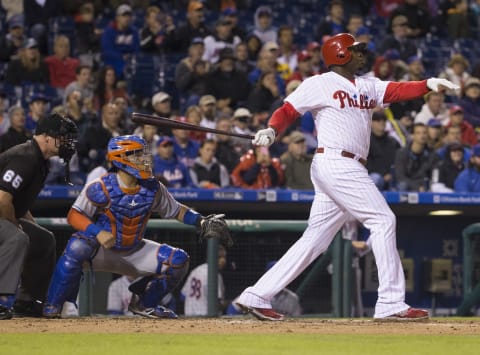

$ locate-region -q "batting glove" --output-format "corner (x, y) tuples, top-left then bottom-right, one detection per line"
(252, 127), (276, 146)
(426, 78), (460, 92)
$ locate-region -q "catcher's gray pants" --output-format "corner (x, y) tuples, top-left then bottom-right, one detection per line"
(0, 218), (55, 301)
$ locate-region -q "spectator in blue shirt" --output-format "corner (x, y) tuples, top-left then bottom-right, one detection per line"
(153, 136), (193, 188)
(101, 4), (140, 78)
(454, 144), (480, 193)
(171, 116), (200, 168)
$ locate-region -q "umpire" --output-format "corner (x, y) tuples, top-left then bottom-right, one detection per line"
(0, 113), (78, 320)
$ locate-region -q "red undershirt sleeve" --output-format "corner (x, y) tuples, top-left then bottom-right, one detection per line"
(268, 101), (301, 135)
(383, 80), (430, 104)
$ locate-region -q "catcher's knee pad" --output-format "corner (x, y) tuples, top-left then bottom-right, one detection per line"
(157, 244), (190, 288)
(46, 237), (97, 308)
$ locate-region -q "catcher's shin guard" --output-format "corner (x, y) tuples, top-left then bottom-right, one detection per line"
(43, 237), (97, 317)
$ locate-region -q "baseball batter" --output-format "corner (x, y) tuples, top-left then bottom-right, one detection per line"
(235, 33), (459, 321)
(43, 135), (230, 319)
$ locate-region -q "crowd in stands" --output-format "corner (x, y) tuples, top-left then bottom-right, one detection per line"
(1, 0), (480, 193)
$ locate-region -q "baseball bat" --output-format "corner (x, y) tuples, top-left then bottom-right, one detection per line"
(131, 113), (255, 140)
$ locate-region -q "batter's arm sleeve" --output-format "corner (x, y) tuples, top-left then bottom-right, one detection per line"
(383, 80), (429, 104)
(268, 102), (301, 136)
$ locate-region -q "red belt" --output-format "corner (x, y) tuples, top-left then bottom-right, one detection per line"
(316, 147), (367, 166)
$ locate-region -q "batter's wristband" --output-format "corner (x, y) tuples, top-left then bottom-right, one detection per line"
(86, 223), (102, 237)
(184, 209), (202, 226)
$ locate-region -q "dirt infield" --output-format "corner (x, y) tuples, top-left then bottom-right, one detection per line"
(1, 317), (480, 335)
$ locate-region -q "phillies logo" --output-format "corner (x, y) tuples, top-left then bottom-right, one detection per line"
(333, 90), (377, 109)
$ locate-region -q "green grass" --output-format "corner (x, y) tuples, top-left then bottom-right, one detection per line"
(1, 334), (480, 355)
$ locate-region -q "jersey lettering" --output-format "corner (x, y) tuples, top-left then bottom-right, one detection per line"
(333, 90), (377, 109)
(189, 277), (202, 299)
(2, 170), (23, 189)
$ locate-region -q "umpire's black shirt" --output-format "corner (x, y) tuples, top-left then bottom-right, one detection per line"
(0, 139), (49, 218)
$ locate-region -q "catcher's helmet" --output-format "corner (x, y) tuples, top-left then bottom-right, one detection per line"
(107, 135), (153, 179)
(321, 33), (364, 68)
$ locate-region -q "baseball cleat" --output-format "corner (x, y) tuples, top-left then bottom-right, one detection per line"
(42, 303), (63, 318)
(0, 305), (13, 320)
(234, 302), (284, 321)
(13, 299), (44, 318)
(374, 307), (429, 322)
(128, 295), (178, 319)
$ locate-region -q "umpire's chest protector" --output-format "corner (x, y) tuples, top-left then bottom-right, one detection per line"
(88, 174), (159, 250)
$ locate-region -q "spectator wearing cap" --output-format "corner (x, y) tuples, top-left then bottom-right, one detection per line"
(286, 50), (314, 85)
(0, 107), (30, 153)
(189, 139), (230, 188)
(175, 37), (209, 109)
(101, 4), (140, 79)
(206, 47), (251, 113)
(5, 38), (50, 86)
(368, 109), (402, 190)
(25, 93), (49, 135)
(231, 107), (254, 154)
(252, 5), (277, 44)
(199, 95), (218, 135)
(276, 26), (297, 79)
(44, 35), (80, 92)
(426, 118), (444, 151)
(0, 14), (26, 62)
(445, 105), (477, 147)
(172, 116), (200, 169)
(202, 16), (241, 64)
(153, 136), (193, 188)
(459, 77), (480, 128)
(454, 144), (480, 193)
(280, 131), (314, 190)
(431, 143), (465, 193)
(152, 91), (172, 118)
(140, 5), (176, 55)
(415, 91), (449, 126)
(221, 8), (246, 40)
(438, 54), (470, 99)
(389, 0), (430, 38)
(377, 14), (417, 63)
(214, 116), (241, 172)
(172, 1), (211, 53)
(315, 0), (346, 41)
(235, 42), (255, 74)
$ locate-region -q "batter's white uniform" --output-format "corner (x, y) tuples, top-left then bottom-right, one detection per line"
(237, 72), (409, 318)
(181, 263), (225, 316)
(107, 276), (134, 315)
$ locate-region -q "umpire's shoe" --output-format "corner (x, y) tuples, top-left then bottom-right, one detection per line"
(13, 299), (44, 318)
(0, 295), (15, 320)
(234, 302), (284, 321)
(0, 305), (13, 320)
(128, 295), (178, 319)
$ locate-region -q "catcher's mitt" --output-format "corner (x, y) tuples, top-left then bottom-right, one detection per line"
(199, 214), (233, 247)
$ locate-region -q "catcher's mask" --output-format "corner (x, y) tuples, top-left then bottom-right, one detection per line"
(107, 135), (153, 180)
(35, 113), (78, 184)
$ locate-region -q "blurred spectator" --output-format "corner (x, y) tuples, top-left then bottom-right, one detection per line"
(63, 89), (93, 133)
(25, 93), (49, 134)
(231, 107), (254, 154)
(202, 17), (241, 64)
(181, 245), (227, 316)
(63, 65), (93, 105)
(172, 1), (211, 53)
(0, 14), (26, 62)
(214, 117), (241, 172)
(354, 26), (376, 74)
(287, 51), (314, 84)
(394, 123), (439, 191)
(134, 123), (159, 156)
(0, 93), (9, 135)
(44, 35), (80, 92)
(459, 77), (480, 128)
(172, 116), (200, 168)
(153, 135), (193, 188)
(235, 42), (254, 73)
(222, 8), (246, 40)
(377, 14), (417, 62)
(245, 33), (262, 64)
(101, 4), (140, 78)
(107, 275), (135, 316)
(206, 48), (250, 113)
(386, 110), (413, 148)
(1, 0), (23, 20)
(402, 56), (425, 82)
(248, 47), (285, 96)
(280, 131), (314, 190)
(77, 102), (122, 174)
(93, 65), (129, 112)
(231, 146), (284, 189)
(190, 139), (230, 188)
(73, 1), (101, 65)
(113, 96), (133, 133)
(446, 0), (476, 39)
(24, 0), (61, 55)
(431, 142), (465, 193)
(199, 95), (218, 135)
(184, 105), (206, 143)
(175, 37), (209, 107)
(152, 91), (173, 118)
(346, 13), (364, 36)
(437, 125), (472, 164)
(389, 0), (430, 38)
(276, 26), (297, 77)
(316, 0), (346, 40)
(140, 5), (176, 54)
(415, 91), (449, 126)
(367, 110), (401, 191)
(438, 54), (470, 99)
(369, 56), (394, 81)
(306, 41), (324, 73)
(445, 105), (477, 147)
(426, 118), (444, 151)
(252, 5), (277, 44)
(5, 38), (50, 86)
(0, 107), (29, 153)
(454, 143), (480, 192)
(247, 71), (280, 125)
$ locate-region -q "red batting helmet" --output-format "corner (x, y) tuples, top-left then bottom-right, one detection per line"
(321, 33), (363, 67)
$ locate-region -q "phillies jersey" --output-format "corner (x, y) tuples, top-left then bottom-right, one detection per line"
(285, 72), (389, 159)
